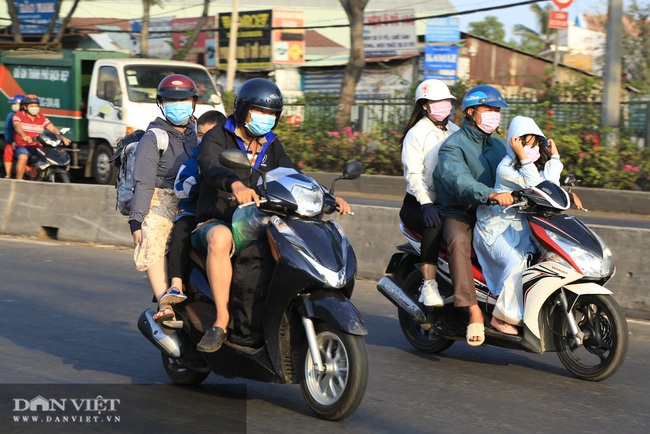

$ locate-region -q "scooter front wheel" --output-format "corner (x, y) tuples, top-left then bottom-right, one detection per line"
(300, 323), (368, 421)
(161, 353), (210, 386)
(398, 270), (454, 353)
(553, 294), (628, 381)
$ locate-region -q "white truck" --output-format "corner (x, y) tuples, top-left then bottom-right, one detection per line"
(1, 49), (225, 184)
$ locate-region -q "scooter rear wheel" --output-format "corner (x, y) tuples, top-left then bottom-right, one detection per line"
(161, 353), (210, 385)
(300, 323), (368, 421)
(553, 294), (628, 381)
(398, 270), (454, 353)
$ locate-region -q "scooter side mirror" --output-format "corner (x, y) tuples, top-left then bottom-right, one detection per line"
(341, 161), (363, 180)
(219, 149), (251, 170)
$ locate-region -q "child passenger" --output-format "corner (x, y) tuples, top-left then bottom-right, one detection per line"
(155, 110), (226, 322)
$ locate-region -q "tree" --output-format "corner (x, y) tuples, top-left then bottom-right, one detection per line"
(6, 0), (23, 42)
(512, 2), (553, 54)
(335, 0), (369, 131)
(468, 16), (506, 44)
(140, 0), (165, 57)
(172, 0), (210, 61)
(620, 0), (650, 93)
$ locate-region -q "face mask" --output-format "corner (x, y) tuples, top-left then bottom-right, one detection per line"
(475, 111), (501, 134)
(524, 145), (541, 163)
(427, 100), (452, 122)
(164, 101), (193, 126)
(27, 107), (40, 116)
(11, 103), (20, 113)
(246, 112), (276, 137)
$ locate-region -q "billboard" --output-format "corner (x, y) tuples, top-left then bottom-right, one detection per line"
(17, 0), (59, 35)
(218, 10), (272, 70)
(272, 10), (305, 64)
(363, 9), (418, 58)
(171, 17), (216, 65)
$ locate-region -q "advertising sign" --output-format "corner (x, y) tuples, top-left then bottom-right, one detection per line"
(130, 18), (174, 58)
(548, 10), (569, 29)
(17, 0), (59, 35)
(171, 17), (216, 65)
(272, 10), (305, 64)
(218, 10), (272, 70)
(425, 17), (460, 43)
(363, 9), (418, 58)
(424, 45), (458, 71)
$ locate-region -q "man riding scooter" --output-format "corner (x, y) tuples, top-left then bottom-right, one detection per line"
(12, 94), (71, 180)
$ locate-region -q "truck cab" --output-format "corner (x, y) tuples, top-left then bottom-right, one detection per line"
(87, 58), (225, 184)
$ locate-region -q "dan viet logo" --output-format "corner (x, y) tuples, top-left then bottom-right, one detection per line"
(12, 395), (121, 424)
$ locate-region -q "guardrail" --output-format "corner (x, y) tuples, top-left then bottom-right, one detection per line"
(1, 177), (649, 320)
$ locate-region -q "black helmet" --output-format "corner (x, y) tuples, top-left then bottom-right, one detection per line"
(157, 74), (198, 100)
(22, 94), (40, 106)
(233, 78), (283, 128)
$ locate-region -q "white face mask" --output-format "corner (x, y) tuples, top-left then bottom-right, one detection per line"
(27, 107), (40, 116)
(11, 103), (20, 113)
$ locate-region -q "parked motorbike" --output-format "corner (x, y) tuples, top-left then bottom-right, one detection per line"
(138, 150), (368, 420)
(377, 176), (628, 381)
(19, 129), (71, 182)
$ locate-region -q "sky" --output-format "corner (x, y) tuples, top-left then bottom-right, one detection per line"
(451, 0), (608, 39)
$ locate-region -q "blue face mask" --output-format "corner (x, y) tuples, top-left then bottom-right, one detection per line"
(164, 101), (193, 126)
(246, 112), (276, 137)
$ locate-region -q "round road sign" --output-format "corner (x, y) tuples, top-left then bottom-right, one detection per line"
(552, 0), (573, 8)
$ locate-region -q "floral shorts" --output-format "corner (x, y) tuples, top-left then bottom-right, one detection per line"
(133, 188), (179, 271)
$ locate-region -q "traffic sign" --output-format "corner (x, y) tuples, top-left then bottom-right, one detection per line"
(552, 0), (573, 9)
(549, 10), (569, 29)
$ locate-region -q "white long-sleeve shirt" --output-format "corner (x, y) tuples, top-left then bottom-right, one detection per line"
(401, 117), (458, 205)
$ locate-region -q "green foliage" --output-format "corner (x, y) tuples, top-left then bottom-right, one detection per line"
(468, 16), (507, 44)
(278, 74), (650, 191)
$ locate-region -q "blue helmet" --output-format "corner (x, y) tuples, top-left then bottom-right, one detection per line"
(461, 85), (508, 111)
(9, 94), (25, 104)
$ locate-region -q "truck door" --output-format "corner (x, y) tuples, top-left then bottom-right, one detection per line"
(88, 65), (125, 146)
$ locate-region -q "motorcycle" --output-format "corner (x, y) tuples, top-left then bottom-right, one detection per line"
(377, 176), (628, 381)
(18, 128), (71, 182)
(138, 150), (369, 420)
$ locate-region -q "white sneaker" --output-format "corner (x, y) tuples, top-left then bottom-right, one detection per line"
(418, 280), (444, 307)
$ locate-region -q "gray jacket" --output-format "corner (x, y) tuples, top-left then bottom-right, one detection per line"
(129, 117), (197, 225)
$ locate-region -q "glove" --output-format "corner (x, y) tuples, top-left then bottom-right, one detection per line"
(421, 204), (441, 228)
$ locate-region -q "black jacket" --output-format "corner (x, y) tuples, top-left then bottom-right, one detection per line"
(196, 116), (293, 224)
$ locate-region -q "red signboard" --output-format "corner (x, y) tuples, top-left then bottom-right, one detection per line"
(548, 10), (569, 29)
(552, 0), (573, 9)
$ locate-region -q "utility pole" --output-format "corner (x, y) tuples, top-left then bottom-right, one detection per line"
(226, 0), (239, 92)
(601, 0), (623, 144)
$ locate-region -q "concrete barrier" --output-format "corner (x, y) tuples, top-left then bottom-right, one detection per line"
(1, 177), (649, 319)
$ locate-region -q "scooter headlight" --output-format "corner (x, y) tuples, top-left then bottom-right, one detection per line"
(291, 184), (323, 217)
(545, 230), (614, 278)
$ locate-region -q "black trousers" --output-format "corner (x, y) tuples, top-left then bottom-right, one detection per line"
(167, 214), (197, 282)
(398, 193), (443, 265)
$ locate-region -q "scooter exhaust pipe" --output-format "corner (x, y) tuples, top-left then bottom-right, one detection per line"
(137, 309), (181, 358)
(377, 276), (426, 322)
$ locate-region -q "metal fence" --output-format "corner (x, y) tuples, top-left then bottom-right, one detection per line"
(284, 99), (650, 147)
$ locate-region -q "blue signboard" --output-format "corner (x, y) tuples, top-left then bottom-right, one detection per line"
(425, 17), (460, 42)
(17, 0), (58, 35)
(424, 45), (459, 71)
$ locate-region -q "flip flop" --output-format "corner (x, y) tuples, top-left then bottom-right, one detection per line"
(466, 322), (485, 347)
(153, 305), (174, 325)
(490, 317), (519, 335)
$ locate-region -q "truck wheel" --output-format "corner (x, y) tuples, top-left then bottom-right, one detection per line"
(92, 143), (116, 185)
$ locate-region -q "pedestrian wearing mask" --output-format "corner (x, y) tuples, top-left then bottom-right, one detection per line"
(399, 79), (458, 307)
(128, 74), (198, 326)
(433, 85), (514, 346)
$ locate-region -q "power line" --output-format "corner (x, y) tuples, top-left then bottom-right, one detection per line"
(0, 0), (547, 34)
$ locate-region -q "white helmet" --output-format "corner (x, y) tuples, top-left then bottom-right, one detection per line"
(414, 79), (455, 103)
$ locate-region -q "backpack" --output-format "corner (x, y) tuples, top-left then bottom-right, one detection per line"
(109, 128), (169, 216)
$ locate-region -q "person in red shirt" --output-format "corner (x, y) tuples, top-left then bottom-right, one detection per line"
(12, 94), (71, 180)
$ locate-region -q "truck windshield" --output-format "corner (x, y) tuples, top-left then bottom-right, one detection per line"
(123, 65), (220, 105)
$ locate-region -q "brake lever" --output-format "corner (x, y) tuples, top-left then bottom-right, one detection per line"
(502, 200), (527, 213)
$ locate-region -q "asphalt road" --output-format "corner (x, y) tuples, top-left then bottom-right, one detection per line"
(0, 236), (649, 433)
